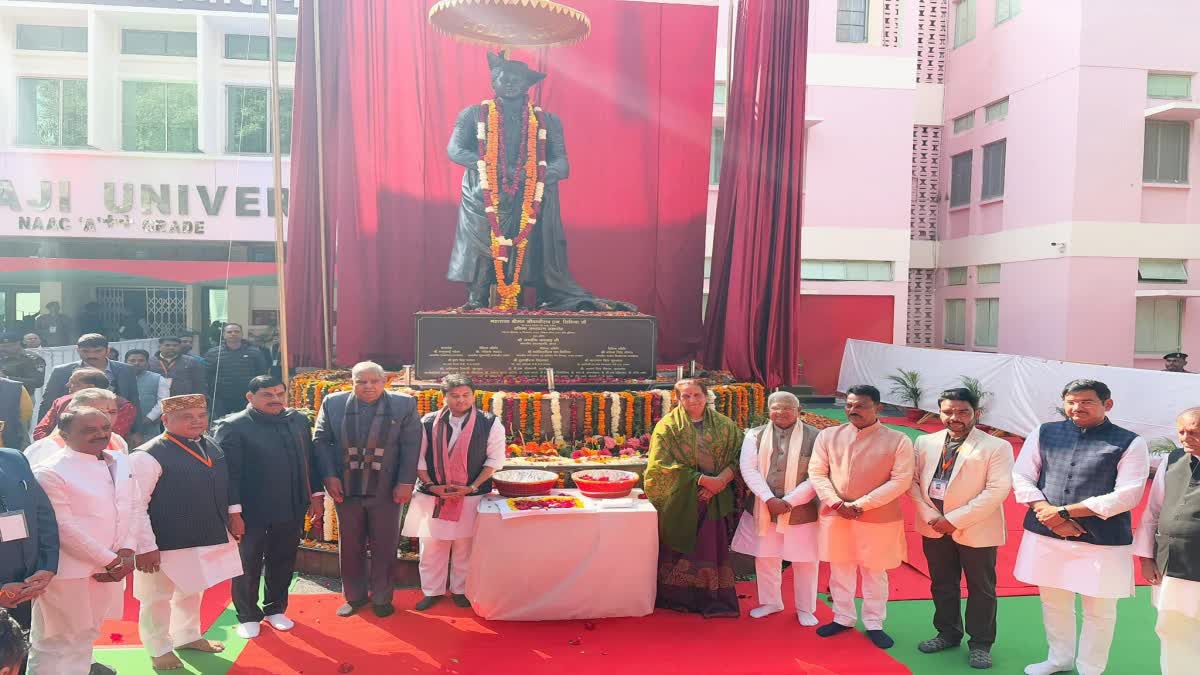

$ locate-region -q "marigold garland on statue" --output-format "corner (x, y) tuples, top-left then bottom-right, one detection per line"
(475, 98), (548, 310)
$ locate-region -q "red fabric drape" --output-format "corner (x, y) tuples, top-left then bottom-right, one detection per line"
(702, 0), (809, 389)
(285, 0), (717, 367)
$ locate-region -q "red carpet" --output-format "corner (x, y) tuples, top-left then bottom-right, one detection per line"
(95, 580), (233, 647)
(230, 580), (910, 675)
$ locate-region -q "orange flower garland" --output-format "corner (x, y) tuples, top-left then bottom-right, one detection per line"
(477, 99), (548, 310)
(596, 394), (606, 439)
(583, 392), (594, 435)
(532, 392), (544, 440)
(517, 394), (529, 439)
(643, 391), (654, 431)
(621, 392), (636, 437)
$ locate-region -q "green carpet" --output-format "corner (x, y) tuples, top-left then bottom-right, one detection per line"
(881, 588), (1161, 674)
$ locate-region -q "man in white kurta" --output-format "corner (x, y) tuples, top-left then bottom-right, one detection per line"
(403, 375), (505, 610)
(29, 407), (140, 674)
(131, 394), (242, 671)
(730, 391), (821, 625)
(1133, 407), (1200, 675)
(809, 385), (915, 650)
(25, 389), (128, 468)
(1011, 379), (1149, 675)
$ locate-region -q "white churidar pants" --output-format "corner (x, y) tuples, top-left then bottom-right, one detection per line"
(134, 570), (204, 658)
(418, 537), (474, 597)
(754, 557), (818, 615)
(828, 562), (889, 630)
(1155, 609), (1200, 675)
(27, 625), (97, 675)
(1037, 586), (1117, 675)
(28, 576), (122, 675)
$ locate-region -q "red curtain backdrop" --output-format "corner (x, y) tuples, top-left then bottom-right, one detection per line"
(702, 0), (809, 389)
(796, 296), (894, 395)
(285, 0), (717, 368)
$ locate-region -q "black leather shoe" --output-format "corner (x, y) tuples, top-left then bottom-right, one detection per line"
(415, 595), (442, 611)
(336, 600), (368, 617)
(372, 603), (395, 618)
(452, 594), (471, 608)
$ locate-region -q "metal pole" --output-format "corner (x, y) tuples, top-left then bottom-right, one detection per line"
(268, 0), (291, 385)
(312, 0), (333, 369)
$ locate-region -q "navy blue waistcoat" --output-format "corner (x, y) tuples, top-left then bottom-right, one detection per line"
(1022, 419), (1138, 546)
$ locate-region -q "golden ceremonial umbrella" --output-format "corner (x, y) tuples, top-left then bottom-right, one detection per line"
(428, 0), (591, 48)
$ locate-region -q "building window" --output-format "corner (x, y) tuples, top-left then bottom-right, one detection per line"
(982, 139), (1006, 199)
(227, 86), (294, 155)
(945, 299), (967, 345)
(16, 25), (87, 52)
(952, 112), (975, 134)
(985, 98), (1009, 123)
(946, 267), (968, 286)
(710, 126), (724, 185)
(836, 0), (869, 43)
(974, 298), (999, 348)
(1148, 73), (1192, 100)
(953, 0), (976, 48)
(1144, 120), (1190, 184)
(121, 82), (199, 152)
(950, 151), (972, 206)
(800, 260), (894, 281)
(121, 29), (197, 57)
(1138, 259), (1188, 283)
(1135, 297), (1182, 354)
(17, 78), (88, 147)
(714, 82), (728, 105)
(224, 34), (297, 62)
(995, 0), (1021, 24)
(977, 263), (1001, 284)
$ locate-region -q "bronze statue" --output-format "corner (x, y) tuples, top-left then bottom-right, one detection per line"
(446, 52), (634, 312)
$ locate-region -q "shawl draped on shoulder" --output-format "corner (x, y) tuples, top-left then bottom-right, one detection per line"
(644, 405), (743, 554)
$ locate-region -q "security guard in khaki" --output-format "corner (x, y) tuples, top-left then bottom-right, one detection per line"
(0, 331), (46, 394)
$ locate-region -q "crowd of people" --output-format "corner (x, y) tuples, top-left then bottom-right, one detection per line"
(644, 378), (1195, 675)
(0, 343), (1194, 674)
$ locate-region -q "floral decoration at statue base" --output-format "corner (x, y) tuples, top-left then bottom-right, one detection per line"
(292, 369), (767, 442)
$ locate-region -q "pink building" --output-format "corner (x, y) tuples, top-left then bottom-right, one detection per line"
(709, 0), (946, 392)
(932, 0), (1200, 370)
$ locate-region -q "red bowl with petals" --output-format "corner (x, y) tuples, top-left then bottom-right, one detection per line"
(491, 469), (559, 497)
(571, 469), (639, 498)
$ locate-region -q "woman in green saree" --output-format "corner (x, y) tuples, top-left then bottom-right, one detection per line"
(644, 379), (744, 618)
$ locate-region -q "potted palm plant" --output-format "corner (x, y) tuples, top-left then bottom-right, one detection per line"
(959, 376), (992, 429)
(885, 369), (924, 421)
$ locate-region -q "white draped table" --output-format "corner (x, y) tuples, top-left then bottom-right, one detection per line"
(465, 489), (659, 621)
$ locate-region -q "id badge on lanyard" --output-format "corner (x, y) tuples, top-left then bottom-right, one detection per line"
(928, 478), (948, 500)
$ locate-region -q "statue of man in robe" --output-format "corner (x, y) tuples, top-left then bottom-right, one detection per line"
(446, 52), (635, 312)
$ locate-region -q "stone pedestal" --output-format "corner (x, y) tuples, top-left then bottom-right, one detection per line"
(414, 312), (657, 381)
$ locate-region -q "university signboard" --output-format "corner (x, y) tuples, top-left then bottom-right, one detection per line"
(36, 0), (300, 14)
(0, 152), (289, 242)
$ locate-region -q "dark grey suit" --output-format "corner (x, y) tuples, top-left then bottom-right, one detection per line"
(0, 448), (58, 629)
(38, 359), (141, 421)
(313, 391), (421, 607)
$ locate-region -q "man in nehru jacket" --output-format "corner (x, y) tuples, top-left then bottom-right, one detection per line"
(403, 374), (504, 611)
(29, 407), (138, 674)
(1134, 407), (1200, 674)
(214, 376), (323, 639)
(909, 388), (1013, 670)
(132, 394), (242, 671)
(314, 362), (421, 618)
(1012, 379), (1149, 675)
(730, 391), (822, 626)
(809, 384), (914, 649)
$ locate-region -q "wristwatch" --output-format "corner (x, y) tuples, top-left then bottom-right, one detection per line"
(1058, 507), (1071, 521)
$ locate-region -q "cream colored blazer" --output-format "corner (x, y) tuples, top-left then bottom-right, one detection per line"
(909, 427), (1014, 548)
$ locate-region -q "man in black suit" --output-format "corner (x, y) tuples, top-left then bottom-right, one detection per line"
(0, 447), (58, 631)
(213, 376), (323, 639)
(38, 334), (140, 422)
